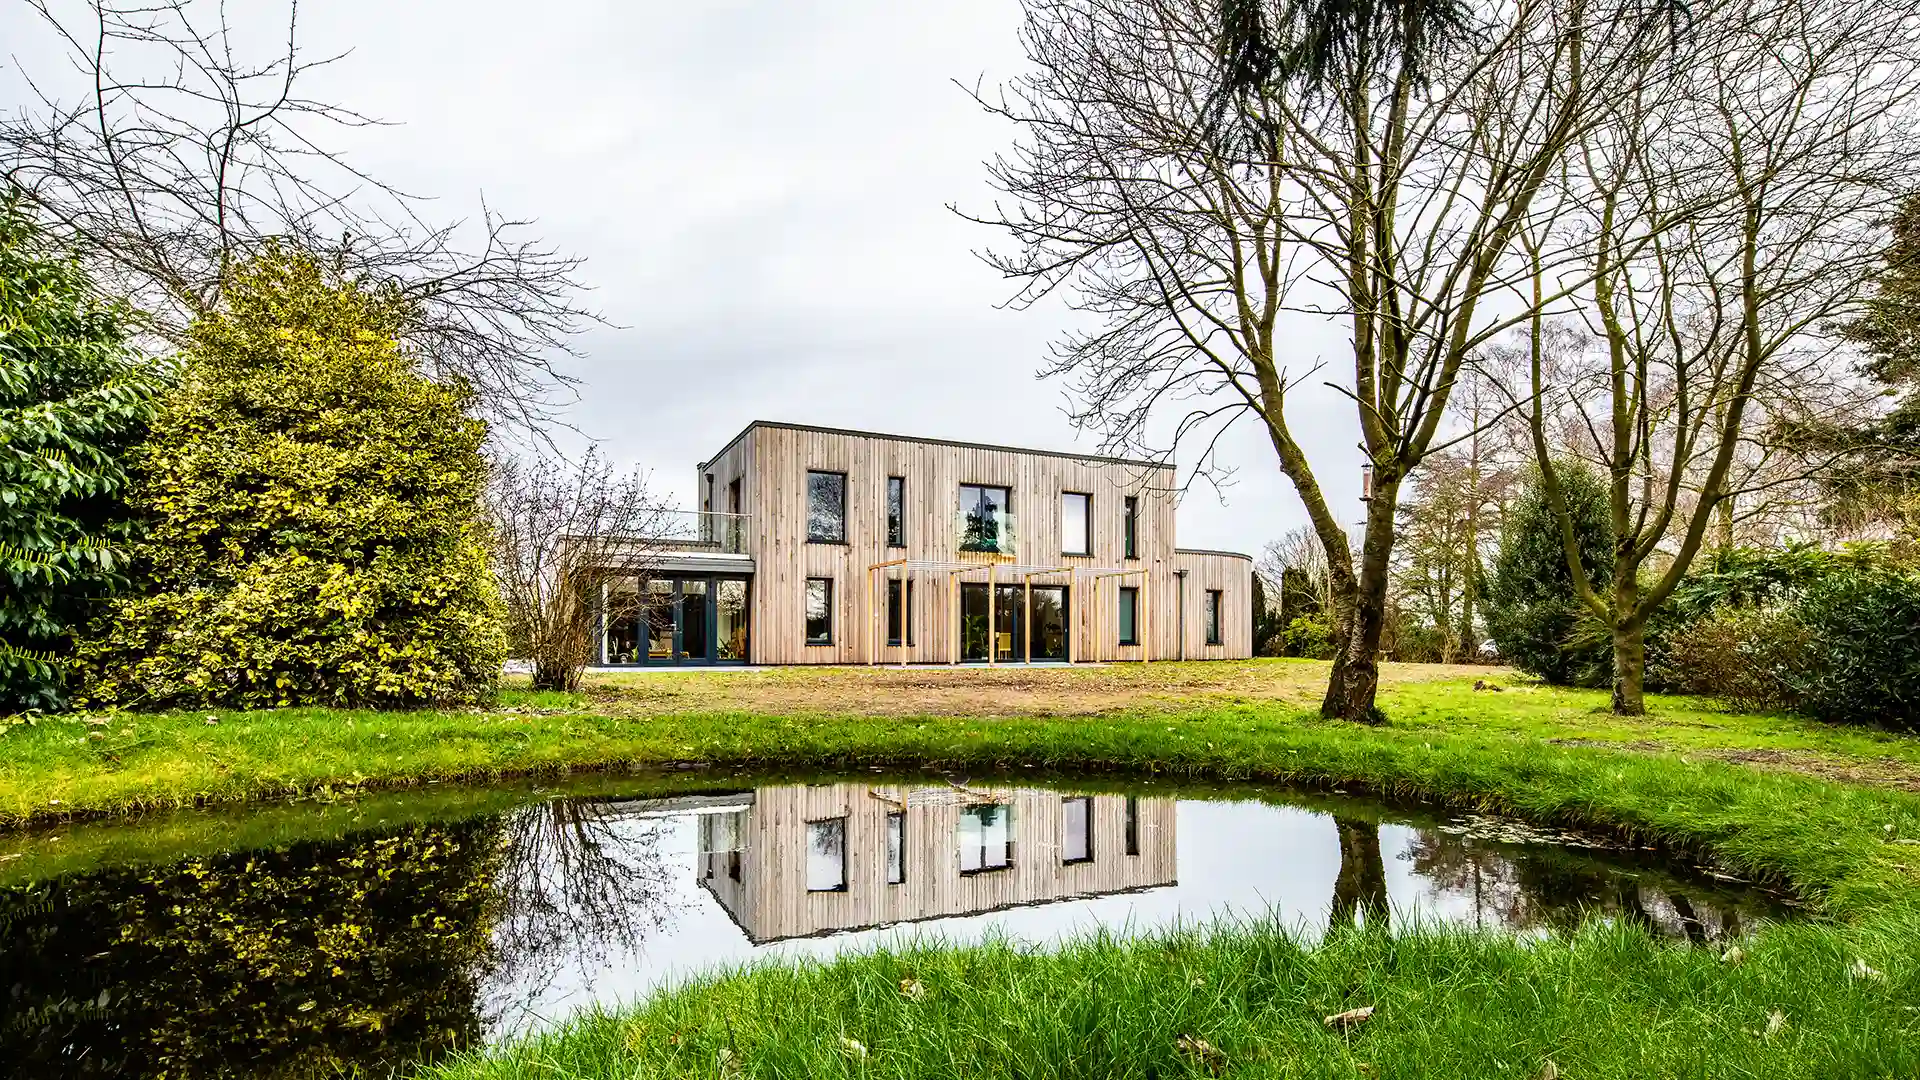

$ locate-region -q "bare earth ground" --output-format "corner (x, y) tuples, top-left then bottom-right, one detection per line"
(576, 658), (1488, 719)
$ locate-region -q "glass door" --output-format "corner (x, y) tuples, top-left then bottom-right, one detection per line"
(678, 580), (709, 662)
(1029, 585), (1069, 661)
(716, 579), (749, 661)
(960, 584), (1032, 662)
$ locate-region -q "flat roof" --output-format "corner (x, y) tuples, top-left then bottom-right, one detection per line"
(698, 420), (1172, 472)
(1175, 547), (1255, 561)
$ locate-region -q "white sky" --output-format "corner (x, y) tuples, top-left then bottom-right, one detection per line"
(2, 0), (1370, 554)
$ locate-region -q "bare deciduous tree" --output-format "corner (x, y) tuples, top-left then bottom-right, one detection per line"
(967, 0), (1669, 720)
(1511, 0), (1920, 713)
(488, 447), (678, 691)
(1, 0), (597, 427)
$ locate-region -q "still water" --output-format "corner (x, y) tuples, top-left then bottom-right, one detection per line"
(0, 772), (1796, 1078)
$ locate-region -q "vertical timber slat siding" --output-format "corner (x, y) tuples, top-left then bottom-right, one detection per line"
(694, 422), (1252, 663)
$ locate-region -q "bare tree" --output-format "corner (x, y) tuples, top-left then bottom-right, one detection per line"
(480, 799), (682, 1034)
(1, 0), (597, 427)
(1511, 0), (1920, 713)
(487, 447), (678, 691)
(967, 0), (1670, 720)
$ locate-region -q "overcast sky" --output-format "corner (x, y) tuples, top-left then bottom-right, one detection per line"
(3, 0), (1368, 555)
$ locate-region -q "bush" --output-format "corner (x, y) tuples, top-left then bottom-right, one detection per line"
(1283, 614), (1335, 660)
(1787, 565), (1920, 730)
(1656, 606), (1812, 713)
(0, 198), (160, 713)
(1485, 461), (1613, 686)
(78, 249), (505, 709)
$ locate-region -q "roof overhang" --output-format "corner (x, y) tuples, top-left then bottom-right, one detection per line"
(620, 550), (755, 576)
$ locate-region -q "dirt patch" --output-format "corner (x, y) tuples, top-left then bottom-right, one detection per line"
(574, 660), (1494, 720)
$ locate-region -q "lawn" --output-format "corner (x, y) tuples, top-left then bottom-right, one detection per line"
(5, 660), (1919, 1078)
(4, 660), (1918, 830)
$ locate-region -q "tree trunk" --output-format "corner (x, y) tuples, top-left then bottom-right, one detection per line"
(1321, 479), (1397, 723)
(531, 659), (582, 693)
(1611, 617), (1647, 716)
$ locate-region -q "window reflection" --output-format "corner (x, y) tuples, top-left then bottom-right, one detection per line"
(959, 484), (1013, 553)
(959, 803), (1013, 873)
(807, 471), (846, 542)
(806, 818), (847, 892)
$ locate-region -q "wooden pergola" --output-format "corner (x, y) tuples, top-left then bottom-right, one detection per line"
(863, 557), (1151, 668)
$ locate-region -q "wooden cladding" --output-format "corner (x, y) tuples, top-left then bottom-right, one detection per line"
(698, 423), (1252, 664)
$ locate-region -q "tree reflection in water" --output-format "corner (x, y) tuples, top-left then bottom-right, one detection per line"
(1329, 817), (1390, 932)
(1404, 828), (1751, 942)
(478, 798), (684, 1035)
(0, 821), (505, 1078)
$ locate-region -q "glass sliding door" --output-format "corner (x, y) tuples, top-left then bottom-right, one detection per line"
(961, 584), (991, 661)
(1030, 585), (1069, 661)
(644, 579), (675, 661)
(679, 579), (709, 661)
(961, 583), (1056, 662)
(604, 577), (642, 664)
(716, 579), (749, 661)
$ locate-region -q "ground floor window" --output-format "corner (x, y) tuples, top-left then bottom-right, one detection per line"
(1205, 589), (1223, 646)
(1124, 796), (1140, 856)
(601, 574), (749, 666)
(805, 578), (833, 645)
(1118, 585), (1139, 646)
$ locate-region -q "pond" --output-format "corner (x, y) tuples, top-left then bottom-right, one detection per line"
(0, 770), (1798, 1078)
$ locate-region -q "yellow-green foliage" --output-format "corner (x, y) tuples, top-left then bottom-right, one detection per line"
(78, 249), (505, 708)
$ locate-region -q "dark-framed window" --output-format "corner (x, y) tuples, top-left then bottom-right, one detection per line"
(1061, 491), (1091, 556)
(958, 803), (1013, 873)
(806, 817), (848, 891)
(1124, 797), (1140, 856)
(1061, 796), (1094, 864)
(887, 578), (914, 646)
(1205, 589), (1223, 645)
(959, 483), (1013, 553)
(887, 476), (906, 548)
(887, 810), (906, 884)
(1123, 496), (1139, 559)
(807, 470), (847, 543)
(805, 578), (833, 645)
(1118, 585), (1139, 646)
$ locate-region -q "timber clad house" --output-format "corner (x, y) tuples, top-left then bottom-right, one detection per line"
(594, 420), (1253, 667)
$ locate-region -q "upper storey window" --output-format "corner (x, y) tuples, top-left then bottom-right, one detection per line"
(807, 470), (846, 543)
(1062, 492), (1091, 556)
(959, 484), (1013, 553)
(887, 476), (906, 548)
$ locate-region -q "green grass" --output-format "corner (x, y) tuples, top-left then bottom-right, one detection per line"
(421, 917), (1920, 1079)
(6, 661), (1920, 1077)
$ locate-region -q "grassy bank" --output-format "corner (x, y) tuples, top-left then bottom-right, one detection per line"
(425, 916), (1920, 1079)
(5, 661), (1919, 831)
(4, 661), (1919, 1077)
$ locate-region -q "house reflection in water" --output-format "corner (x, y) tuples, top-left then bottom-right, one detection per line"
(695, 783), (1177, 943)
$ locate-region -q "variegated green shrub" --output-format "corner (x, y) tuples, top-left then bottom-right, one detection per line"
(78, 247), (505, 708)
